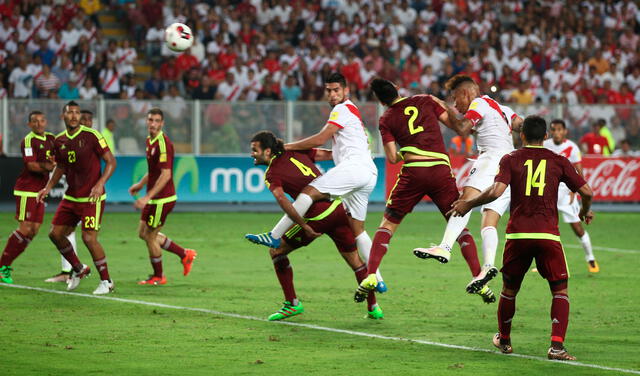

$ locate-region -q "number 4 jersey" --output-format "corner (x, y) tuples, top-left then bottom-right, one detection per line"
(265, 150), (321, 199)
(495, 146), (587, 237)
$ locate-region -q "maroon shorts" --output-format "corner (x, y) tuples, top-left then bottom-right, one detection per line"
(384, 163), (459, 224)
(141, 201), (176, 228)
(502, 238), (569, 282)
(283, 200), (356, 253)
(14, 194), (45, 223)
(52, 199), (105, 230)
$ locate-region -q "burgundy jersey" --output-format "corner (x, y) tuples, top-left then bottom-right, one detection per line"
(495, 146), (587, 236)
(378, 95), (449, 159)
(55, 126), (110, 199)
(15, 132), (56, 192)
(265, 150), (320, 199)
(146, 132), (176, 199)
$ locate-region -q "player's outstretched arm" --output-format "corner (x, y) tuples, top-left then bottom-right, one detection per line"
(577, 183), (594, 224)
(285, 123), (340, 151)
(447, 182), (507, 217)
(37, 165), (65, 203)
(383, 141), (402, 164)
(312, 148), (333, 161)
(89, 150), (117, 202)
(271, 186), (320, 238)
(437, 107), (473, 138)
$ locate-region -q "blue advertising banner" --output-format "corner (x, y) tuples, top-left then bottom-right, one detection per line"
(105, 156), (387, 203)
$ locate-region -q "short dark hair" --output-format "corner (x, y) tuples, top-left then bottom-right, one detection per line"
(28, 110), (43, 122)
(370, 77), (398, 106)
(444, 74), (477, 92)
(251, 131), (285, 156)
(523, 115), (547, 143)
(550, 119), (566, 129)
(80, 110), (93, 117)
(62, 100), (79, 113)
(147, 107), (164, 120)
(325, 72), (347, 87)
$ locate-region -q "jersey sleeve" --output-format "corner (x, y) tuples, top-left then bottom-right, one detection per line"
(21, 139), (37, 163)
(378, 114), (395, 144)
(264, 161), (282, 191)
(93, 131), (111, 156)
(428, 96), (445, 118)
(500, 104), (518, 125)
(569, 141), (582, 164)
(158, 139), (172, 169)
(464, 98), (487, 127)
(305, 148), (318, 162)
(494, 153), (512, 185)
(327, 104), (349, 129)
(560, 156), (587, 192)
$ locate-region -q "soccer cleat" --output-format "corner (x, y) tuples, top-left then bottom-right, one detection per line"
(466, 266), (499, 294)
(67, 264), (91, 291)
(413, 245), (451, 264)
(477, 285), (497, 304)
(182, 249), (197, 276)
(267, 301), (304, 321)
(0, 265), (14, 284)
(548, 346), (577, 361)
(245, 232), (281, 248)
(138, 275), (167, 285)
(587, 260), (599, 273)
(44, 271), (71, 283)
(354, 273), (378, 303)
(493, 333), (513, 354)
(375, 280), (388, 293)
(93, 280), (114, 295)
(367, 305), (384, 320)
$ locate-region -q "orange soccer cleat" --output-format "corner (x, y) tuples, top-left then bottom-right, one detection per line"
(182, 249), (197, 276)
(138, 275), (167, 285)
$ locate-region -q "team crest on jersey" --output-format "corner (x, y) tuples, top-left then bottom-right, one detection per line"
(469, 168), (476, 176)
(39, 144), (44, 149)
(469, 101), (479, 110)
(329, 111), (339, 120)
(151, 147), (156, 155)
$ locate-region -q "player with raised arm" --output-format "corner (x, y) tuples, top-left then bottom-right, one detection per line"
(449, 115), (593, 360)
(415, 75), (523, 295)
(245, 73), (387, 293)
(250, 131), (382, 320)
(0, 111), (55, 284)
(37, 101), (117, 295)
(45, 109), (94, 283)
(354, 78), (495, 304)
(544, 119), (598, 273)
(129, 108), (197, 285)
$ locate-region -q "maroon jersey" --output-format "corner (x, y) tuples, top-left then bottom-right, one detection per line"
(495, 146), (587, 236)
(14, 132), (56, 193)
(265, 150), (320, 199)
(55, 126), (110, 199)
(146, 132), (176, 200)
(378, 94), (449, 160)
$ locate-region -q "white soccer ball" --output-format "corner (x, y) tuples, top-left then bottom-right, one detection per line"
(165, 23), (194, 52)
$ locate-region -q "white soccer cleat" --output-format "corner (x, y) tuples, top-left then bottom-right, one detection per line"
(413, 244), (451, 264)
(67, 264), (91, 291)
(93, 280), (114, 295)
(466, 266), (499, 294)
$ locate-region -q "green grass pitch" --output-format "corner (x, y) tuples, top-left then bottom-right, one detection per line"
(1, 211), (639, 375)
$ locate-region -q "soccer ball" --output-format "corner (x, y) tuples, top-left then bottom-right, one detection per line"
(165, 23), (194, 52)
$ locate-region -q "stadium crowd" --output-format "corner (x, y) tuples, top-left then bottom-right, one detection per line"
(1, 0), (640, 150)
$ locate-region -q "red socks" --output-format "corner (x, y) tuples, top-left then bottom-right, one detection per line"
(457, 229), (481, 277)
(58, 243), (82, 271)
(272, 254), (296, 303)
(354, 265), (377, 311)
(498, 292), (516, 340)
(161, 238), (186, 259)
(151, 256), (163, 277)
(367, 228), (392, 275)
(94, 257), (110, 281)
(551, 293), (570, 343)
(0, 231), (31, 266)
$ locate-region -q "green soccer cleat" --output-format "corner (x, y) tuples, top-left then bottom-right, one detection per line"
(477, 285), (497, 304)
(0, 265), (14, 284)
(367, 305), (384, 320)
(268, 301), (304, 321)
(354, 273), (378, 303)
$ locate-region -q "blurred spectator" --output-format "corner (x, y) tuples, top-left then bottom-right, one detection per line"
(33, 38), (55, 67)
(580, 120), (611, 155)
(144, 70), (165, 99)
(79, 78), (98, 99)
(597, 118), (616, 156)
(58, 79), (80, 99)
(510, 81), (534, 104)
(99, 60), (120, 99)
(612, 139), (639, 157)
(8, 58), (32, 98)
(159, 56), (179, 82)
(281, 76), (302, 101)
(216, 72), (242, 102)
(192, 75), (216, 100)
(102, 119), (116, 154)
(116, 39), (137, 76)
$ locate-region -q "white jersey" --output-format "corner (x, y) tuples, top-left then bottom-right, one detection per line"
(327, 99), (373, 167)
(544, 138), (582, 195)
(464, 95), (516, 153)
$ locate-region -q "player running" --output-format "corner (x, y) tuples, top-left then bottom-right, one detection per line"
(45, 109), (94, 283)
(544, 119), (599, 273)
(355, 78), (495, 304)
(416, 75), (523, 295)
(128, 108), (197, 285)
(37, 101), (117, 295)
(245, 73), (387, 293)
(449, 115), (593, 360)
(250, 131), (382, 320)
(0, 111), (55, 284)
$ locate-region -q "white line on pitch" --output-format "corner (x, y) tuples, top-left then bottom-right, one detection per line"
(2, 283), (639, 375)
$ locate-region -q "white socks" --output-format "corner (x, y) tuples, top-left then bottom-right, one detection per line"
(441, 210), (472, 249)
(271, 193), (314, 239)
(62, 231), (77, 272)
(356, 231), (383, 282)
(481, 226), (498, 268)
(580, 232), (595, 262)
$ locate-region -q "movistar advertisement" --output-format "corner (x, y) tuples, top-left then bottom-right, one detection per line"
(105, 156), (387, 203)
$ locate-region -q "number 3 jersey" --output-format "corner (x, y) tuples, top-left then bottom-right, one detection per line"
(495, 146), (586, 236)
(54, 126), (111, 200)
(265, 149), (321, 199)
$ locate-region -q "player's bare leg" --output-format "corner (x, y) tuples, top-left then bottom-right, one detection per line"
(46, 227), (76, 283)
(340, 249), (382, 319)
(569, 222), (598, 272)
(137, 221), (167, 285)
(49, 225), (91, 290)
(156, 231), (197, 276)
(465, 209), (500, 293)
(0, 221), (41, 284)
(81, 229), (113, 294)
(267, 242), (304, 321)
(547, 279), (576, 360)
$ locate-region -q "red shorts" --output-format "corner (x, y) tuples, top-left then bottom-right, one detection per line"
(283, 200), (356, 253)
(52, 199), (105, 231)
(14, 194), (45, 223)
(141, 201), (176, 228)
(384, 163), (459, 224)
(502, 238), (569, 282)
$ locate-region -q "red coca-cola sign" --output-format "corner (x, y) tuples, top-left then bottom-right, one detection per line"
(385, 155), (640, 202)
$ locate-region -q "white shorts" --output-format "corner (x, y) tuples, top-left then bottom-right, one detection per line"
(309, 159), (377, 221)
(466, 151), (511, 216)
(558, 187), (580, 223)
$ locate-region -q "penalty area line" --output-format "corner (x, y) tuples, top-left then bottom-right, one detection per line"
(2, 283), (639, 375)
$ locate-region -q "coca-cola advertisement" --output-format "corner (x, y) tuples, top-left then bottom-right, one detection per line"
(385, 155), (640, 202)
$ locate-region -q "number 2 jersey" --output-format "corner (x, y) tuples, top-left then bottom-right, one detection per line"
(15, 131), (56, 193)
(54, 126), (110, 200)
(495, 146), (587, 237)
